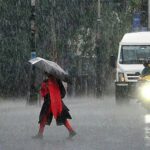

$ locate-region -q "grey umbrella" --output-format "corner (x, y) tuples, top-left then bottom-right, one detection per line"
(28, 57), (69, 82)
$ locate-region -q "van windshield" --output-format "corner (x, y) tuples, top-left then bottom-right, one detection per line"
(119, 45), (150, 64)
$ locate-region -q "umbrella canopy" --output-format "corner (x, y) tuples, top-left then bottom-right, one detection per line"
(29, 57), (69, 82)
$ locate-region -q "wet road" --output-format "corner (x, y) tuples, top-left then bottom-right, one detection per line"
(0, 96), (150, 150)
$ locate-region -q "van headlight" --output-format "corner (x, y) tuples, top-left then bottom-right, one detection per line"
(140, 83), (150, 101)
(118, 72), (125, 82)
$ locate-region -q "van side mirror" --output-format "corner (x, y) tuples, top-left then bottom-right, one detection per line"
(109, 55), (116, 68)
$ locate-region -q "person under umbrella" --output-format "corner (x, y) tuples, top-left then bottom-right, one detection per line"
(141, 59), (150, 76)
(32, 72), (76, 139)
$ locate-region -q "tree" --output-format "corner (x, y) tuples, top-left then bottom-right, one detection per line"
(0, 0), (143, 97)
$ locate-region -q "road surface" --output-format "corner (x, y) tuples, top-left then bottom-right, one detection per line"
(0, 96), (150, 150)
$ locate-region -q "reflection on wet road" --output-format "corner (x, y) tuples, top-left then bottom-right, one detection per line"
(144, 114), (150, 148)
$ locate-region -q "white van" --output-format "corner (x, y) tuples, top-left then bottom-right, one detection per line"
(114, 32), (150, 102)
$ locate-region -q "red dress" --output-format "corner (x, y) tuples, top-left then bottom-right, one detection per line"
(39, 79), (72, 126)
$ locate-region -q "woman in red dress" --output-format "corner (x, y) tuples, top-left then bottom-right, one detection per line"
(33, 74), (76, 139)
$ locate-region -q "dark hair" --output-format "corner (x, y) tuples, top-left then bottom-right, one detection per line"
(44, 72), (48, 75)
(143, 60), (149, 67)
(48, 74), (54, 78)
(44, 72), (52, 77)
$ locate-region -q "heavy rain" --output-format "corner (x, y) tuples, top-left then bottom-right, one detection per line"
(0, 0), (150, 150)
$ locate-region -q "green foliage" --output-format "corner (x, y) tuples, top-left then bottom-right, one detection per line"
(130, 0), (141, 9)
(0, 0), (30, 96)
(0, 0), (143, 97)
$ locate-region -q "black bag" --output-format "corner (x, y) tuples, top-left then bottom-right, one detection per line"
(57, 79), (66, 99)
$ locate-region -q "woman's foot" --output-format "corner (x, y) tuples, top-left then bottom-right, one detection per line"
(32, 133), (43, 139)
(68, 131), (77, 138)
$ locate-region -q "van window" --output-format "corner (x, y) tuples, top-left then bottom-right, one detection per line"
(119, 45), (150, 64)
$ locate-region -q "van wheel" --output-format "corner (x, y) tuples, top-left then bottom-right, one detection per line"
(115, 85), (129, 104)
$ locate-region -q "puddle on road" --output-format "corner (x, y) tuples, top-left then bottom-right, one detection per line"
(144, 114), (150, 147)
